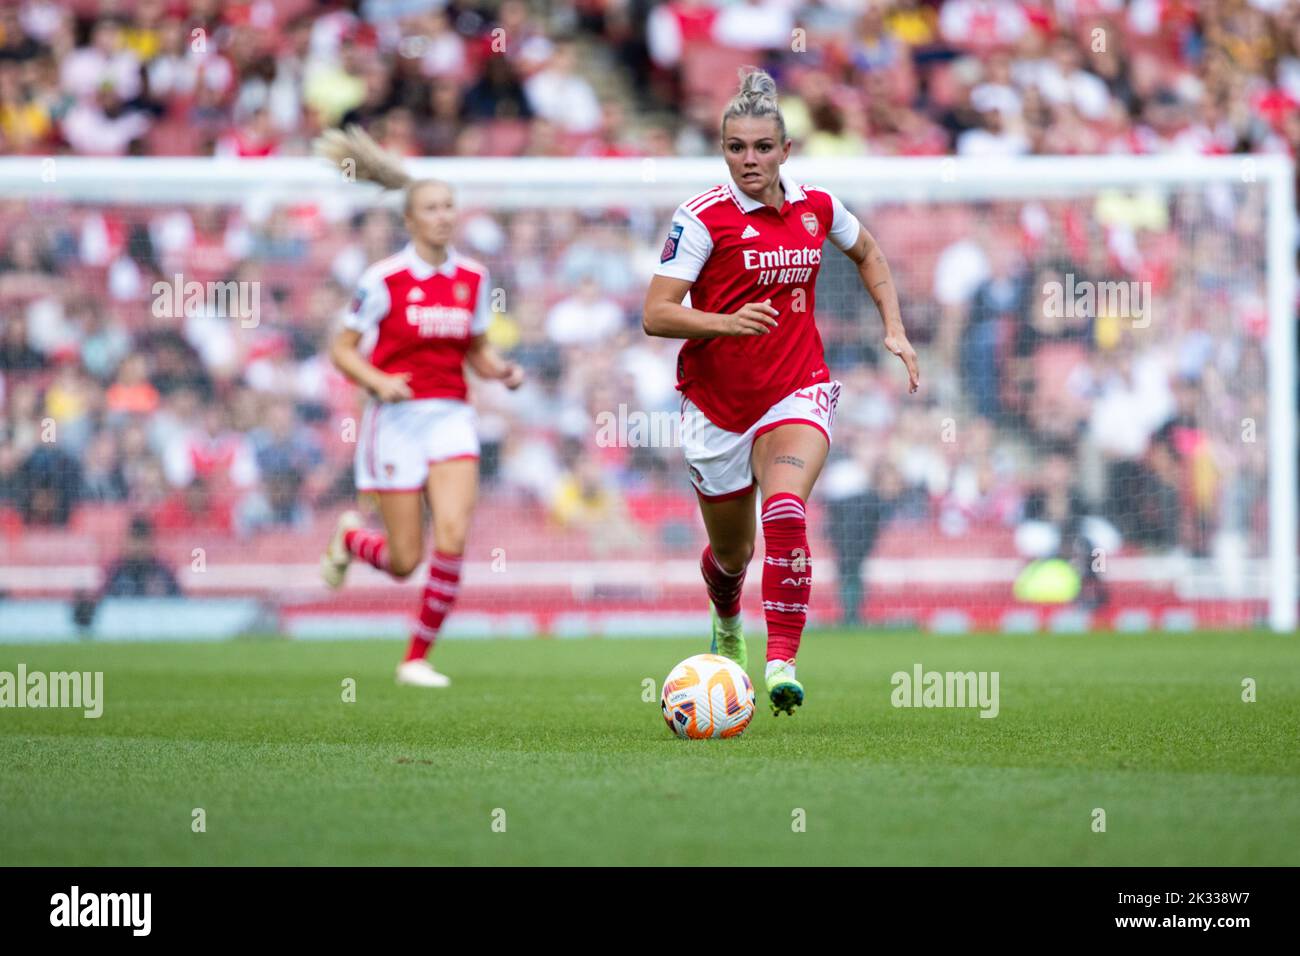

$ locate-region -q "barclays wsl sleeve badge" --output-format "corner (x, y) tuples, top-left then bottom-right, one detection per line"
(660, 222), (684, 263)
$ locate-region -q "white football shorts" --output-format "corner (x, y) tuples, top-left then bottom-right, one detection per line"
(680, 380), (841, 500)
(355, 397), (480, 493)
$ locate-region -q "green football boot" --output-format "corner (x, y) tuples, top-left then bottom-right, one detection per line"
(765, 659), (804, 716)
(709, 605), (748, 671)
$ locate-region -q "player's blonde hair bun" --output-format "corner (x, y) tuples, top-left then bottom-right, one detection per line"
(722, 67), (787, 141)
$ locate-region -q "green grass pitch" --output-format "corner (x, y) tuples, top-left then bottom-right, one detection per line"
(1, 630), (1297, 866)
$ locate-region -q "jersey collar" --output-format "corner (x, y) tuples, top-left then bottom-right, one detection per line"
(401, 243), (460, 279)
(726, 168), (806, 214)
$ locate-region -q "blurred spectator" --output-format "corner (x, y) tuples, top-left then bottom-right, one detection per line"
(18, 444), (81, 526)
(77, 300), (132, 383)
(462, 53), (532, 123)
(0, 315), (45, 373)
(523, 39), (602, 134)
(0, 438), (23, 512)
(824, 452), (907, 626)
(162, 404), (259, 490)
(106, 353), (161, 419)
(713, 0), (794, 53)
(60, 18), (140, 102)
(939, 0), (1028, 51)
(1088, 346), (1176, 534)
(0, 61), (53, 152)
(957, 97), (1030, 155)
(550, 450), (642, 554)
(101, 514), (182, 597)
(215, 106), (280, 157)
(0, 7), (44, 63)
(145, 330), (209, 397)
(61, 84), (151, 155)
(546, 276), (626, 345)
(79, 430), (128, 503)
(304, 30), (368, 127)
(960, 243), (1029, 421)
(153, 475), (233, 535)
(1017, 447), (1110, 608)
(235, 466), (311, 537)
(1124, 428), (1182, 551)
(43, 361), (96, 451)
(249, 398), (326, 491)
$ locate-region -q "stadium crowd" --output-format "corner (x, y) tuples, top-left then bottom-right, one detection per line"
(0, 1), (1283, 616)
(2, 1), (1298, 160)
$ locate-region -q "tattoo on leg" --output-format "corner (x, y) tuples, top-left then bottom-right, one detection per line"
(774, 455), (805, 469)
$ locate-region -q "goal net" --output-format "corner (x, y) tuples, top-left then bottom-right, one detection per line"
(0, 154), (1293, 640)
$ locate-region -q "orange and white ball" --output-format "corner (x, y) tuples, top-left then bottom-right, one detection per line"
(661, 654), (755, 739)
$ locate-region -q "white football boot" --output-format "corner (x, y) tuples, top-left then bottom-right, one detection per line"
(396, 659), (452, 688)
(320, 510), (363, 590)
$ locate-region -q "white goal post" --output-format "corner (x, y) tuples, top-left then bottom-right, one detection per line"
(0, 154), (1293, 633)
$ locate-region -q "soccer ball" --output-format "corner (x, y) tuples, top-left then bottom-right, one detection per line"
(661, 653), (755, 739)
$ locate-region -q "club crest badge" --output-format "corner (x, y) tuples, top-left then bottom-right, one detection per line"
(802, 212), (819, 236)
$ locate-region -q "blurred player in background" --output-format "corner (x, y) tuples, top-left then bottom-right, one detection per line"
(315, 126), (524, 688)
(643, 68), (919, 715)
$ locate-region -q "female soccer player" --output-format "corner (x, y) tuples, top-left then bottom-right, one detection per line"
(643, 69), (919, 715)
(316, 126), (524, 688)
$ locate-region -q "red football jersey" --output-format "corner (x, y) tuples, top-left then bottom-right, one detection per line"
(344, 243), (492, 401)
(654, 170), (862, 432)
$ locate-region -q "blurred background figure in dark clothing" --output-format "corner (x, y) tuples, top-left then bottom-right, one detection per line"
(18, 444), (82, 526)
(102, 514), (181, 597)
(1017, 447), (1112, 610)
(825, 453), (906, 626)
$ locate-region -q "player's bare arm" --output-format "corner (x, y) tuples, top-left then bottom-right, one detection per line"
(642, 274), (779, 338)
(844, 226), (919, 393)
(466, 335), (525, 389)
(328, 326), (413, 403)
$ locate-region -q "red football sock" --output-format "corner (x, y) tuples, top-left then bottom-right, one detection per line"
(406, 550), (463, 661)
(701, 544), (746, 619)
(344, 528), (390, 573)
(761, 493), (810, 664)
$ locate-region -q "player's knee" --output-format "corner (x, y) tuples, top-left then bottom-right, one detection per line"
(388, 550), (421, 579)
(712, 542), (753, 574)
(433, 520), (469, 555)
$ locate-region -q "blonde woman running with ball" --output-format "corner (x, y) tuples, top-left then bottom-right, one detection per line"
(643, 69), (919, 715)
